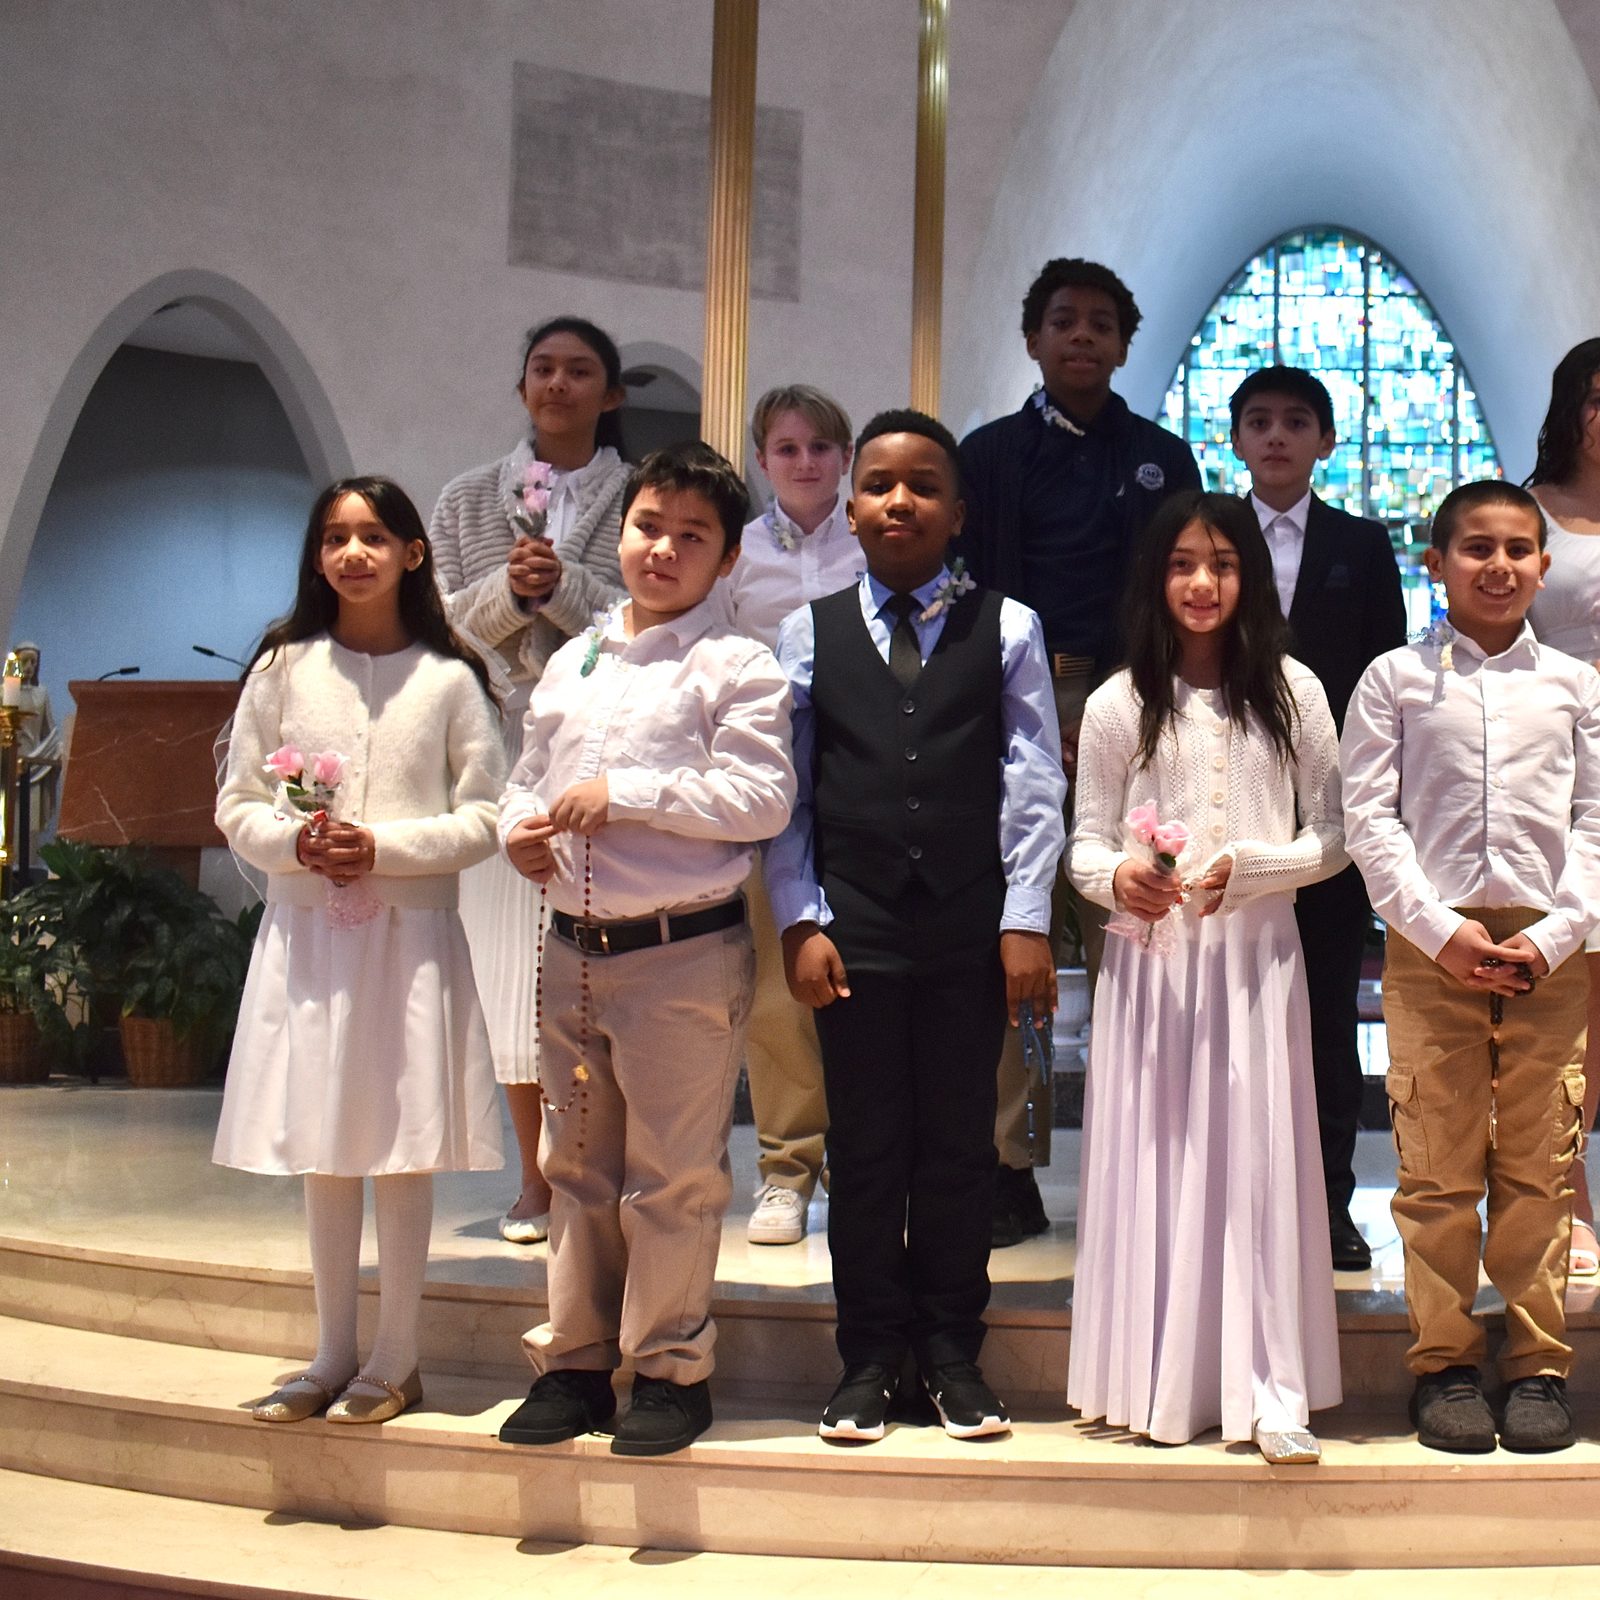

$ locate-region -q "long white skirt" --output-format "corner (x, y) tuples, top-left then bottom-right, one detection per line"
(1067, 896), (1341, 1444)
(459, 682), (543, 1085)
(213, 903), (504, 1177)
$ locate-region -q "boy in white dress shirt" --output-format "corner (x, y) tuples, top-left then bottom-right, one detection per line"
(496, 443), (796, 1457)
(1342, 480), (1600, 1455)
(721, 386), (860, 1245)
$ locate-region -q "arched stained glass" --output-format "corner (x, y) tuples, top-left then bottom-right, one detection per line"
(1160, 230), (1501, 599)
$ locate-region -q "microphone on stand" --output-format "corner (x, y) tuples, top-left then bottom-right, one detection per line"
(96, 666), (141, 680)
(192, 644), (248, 668)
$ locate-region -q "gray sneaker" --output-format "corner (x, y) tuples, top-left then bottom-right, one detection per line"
(1500, 1375), (1576, 1453)
(1410, 1366), (1496, 1453)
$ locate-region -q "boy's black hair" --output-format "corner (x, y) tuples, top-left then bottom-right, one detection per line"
(1429, 479), (1545, 553)
(1121, 489), (1297, 768)
(518, 315), (626, 454)
(1526, 337), (1600, 489)
(621, 441), (749, 553)
(853, 408), (962, 480)
(1229, 366), (1336, 436)
(247, 476), (497, 702)
(1021, 258), (1141, 343)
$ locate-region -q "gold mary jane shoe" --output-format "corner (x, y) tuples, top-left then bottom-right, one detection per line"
(1254, 1424), (1321, 1464)
(326, 1369), (424, 1425)
(251, 1371), (344, 1424)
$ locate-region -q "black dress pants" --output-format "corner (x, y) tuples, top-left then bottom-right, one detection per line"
(1294, 861), (1372, 1210)
(814, 953), (1004, 1371)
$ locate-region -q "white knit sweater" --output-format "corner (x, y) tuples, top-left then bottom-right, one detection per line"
(218, 636), (506, 909)
(429, 440), (629, 684)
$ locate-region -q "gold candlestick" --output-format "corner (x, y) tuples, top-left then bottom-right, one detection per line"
(0, 704), (26, 899)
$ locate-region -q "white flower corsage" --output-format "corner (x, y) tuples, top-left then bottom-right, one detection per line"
(1414, 615), (1456, 673)
(578, 607), (614, 678)
(764, 505), (799, 553)
(919, 557), (977, 623)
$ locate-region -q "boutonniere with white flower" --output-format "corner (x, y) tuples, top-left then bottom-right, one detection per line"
(578, 607), (614, 678)
(509, 461), (555, 540)
(919, 558), (977, 623)
(763, 505), (799, 553)
(1415, 616), (1457, 672)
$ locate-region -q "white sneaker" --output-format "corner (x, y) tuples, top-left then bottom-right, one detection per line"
(747, 1184), (807, 1245)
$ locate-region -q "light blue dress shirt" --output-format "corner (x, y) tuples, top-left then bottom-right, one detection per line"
(765, 569), (1068, 936)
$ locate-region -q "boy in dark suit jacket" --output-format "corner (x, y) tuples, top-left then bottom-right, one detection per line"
(1231, 365), (1407, 1271)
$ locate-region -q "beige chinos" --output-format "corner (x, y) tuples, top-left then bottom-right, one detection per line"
(525, 922), (756, 1385)
(1383, 907), (1587, 1381)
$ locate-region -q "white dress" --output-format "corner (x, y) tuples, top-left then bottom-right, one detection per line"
(1066, 663), (1345, 1443)
(212, 638), (506, 1177)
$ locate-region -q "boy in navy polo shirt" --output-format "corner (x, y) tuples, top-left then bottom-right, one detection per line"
(958, 258), (1201, 1246)
(767, 409), (1065, 1442)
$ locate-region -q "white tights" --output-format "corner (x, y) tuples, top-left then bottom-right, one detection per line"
(303, 1172), (433, 1392)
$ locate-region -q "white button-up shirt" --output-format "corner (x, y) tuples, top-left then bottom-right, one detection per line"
(1251, 491), (1310, 617)
(1340, 622), (1600, 970)
(714, 492), (864, 650)
(765, 570), (1066, 936)
(499, 600), (796, 920)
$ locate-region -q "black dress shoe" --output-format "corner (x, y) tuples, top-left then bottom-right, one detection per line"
(499, 1368), (615, 1446)
(610, 1375), (712, 1457)
(1328, 1205), (1372, 1272)
(991, 1164), (1050, 1249)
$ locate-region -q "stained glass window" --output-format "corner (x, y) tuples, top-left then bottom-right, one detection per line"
(1160, 229), (1502, 626)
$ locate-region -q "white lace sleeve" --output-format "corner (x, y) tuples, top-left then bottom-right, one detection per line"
(1217, 668), (1347, 909)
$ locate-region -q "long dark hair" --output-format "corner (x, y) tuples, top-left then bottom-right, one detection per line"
(1526, 338), (1600, 488)
(519, 315), (626, 455)
(1121, 489), (1297, 769)
(246, 476), (497, 703)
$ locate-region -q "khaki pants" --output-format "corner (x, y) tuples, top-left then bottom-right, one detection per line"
(526, 922), (755, 1385)
(1383, 908), (1587, 1381)
(743, 862), (828, 1197)
(995, 667), (1105, 1170)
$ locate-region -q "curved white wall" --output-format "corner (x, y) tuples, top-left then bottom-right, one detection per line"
(948, 0), (1600, 479)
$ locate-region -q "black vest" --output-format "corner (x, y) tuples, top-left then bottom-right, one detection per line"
(810, 584), (1004, 904)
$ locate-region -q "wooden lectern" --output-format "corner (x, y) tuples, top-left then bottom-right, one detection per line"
(56, 680), (241, 883)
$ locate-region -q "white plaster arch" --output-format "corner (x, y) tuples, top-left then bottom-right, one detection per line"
(947, 0), (1600, 480)
(1, 268), (352, 626)
(617, 340), (704, 405)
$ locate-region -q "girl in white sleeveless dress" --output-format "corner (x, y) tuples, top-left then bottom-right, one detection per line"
(1067, 491), (1345, 1459)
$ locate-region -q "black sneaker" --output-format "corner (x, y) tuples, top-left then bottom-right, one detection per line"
(923, 1361), (1011, 1439)
(1409, 1366), (1496, 1454)
(1327, 1205), (1372, 1272)
(499, 1368), (616, 1446)
(819, 1362), (897, 1442)
(610, 1375), (713, 1457)
(991, 1165), (1050, 1250)
(1500, 1375), (1576, 1453)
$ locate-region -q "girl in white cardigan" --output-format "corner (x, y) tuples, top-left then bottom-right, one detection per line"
(430, 316), (630, 1244)
(1066, 491), (1345, 1462)
(215, 477), (505, 1426)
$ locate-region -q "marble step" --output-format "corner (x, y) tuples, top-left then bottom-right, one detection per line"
(11, 1474), (1599, 1600)
(5, 1314), (1600, 1569)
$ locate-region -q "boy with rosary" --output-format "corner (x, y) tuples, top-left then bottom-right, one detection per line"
(495, 442), (795, 1457)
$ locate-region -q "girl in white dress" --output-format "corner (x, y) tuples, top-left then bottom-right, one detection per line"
(430, 316), (630, 1244)
(214, 477), (505, 1425)
(1067, 490), (1345, 1460)
(1526, 337), (1600, 1279)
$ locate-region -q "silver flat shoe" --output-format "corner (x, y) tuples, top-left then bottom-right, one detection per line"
(1254, 1424), (1321, 1464)
(499, 1210), (550, 1245)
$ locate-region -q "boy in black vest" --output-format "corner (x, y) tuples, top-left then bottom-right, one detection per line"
(766, 409), (1066, 1442)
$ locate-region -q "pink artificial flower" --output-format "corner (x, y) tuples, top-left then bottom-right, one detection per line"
(310, 750), (348, 787)
(264, 744), (305, 780)
(522, 485), (551, 515)
(523, 461), (555, 491)
(1152, 821), (1189, 859)
(1126, 802), (1159, 846)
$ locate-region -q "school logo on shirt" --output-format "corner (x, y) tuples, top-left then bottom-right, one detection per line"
(1135, 462), (1165, 492)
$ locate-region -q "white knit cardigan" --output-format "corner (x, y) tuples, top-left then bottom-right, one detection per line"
(429, 440), (629, 685)
(217, 637), (506, 909)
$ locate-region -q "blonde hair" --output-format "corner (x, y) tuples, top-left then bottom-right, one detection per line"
(750, 385), (853, 453)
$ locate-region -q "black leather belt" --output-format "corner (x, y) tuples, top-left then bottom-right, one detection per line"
(550, 896), (746, 957)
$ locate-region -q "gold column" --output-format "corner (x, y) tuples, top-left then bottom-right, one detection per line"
(911, 0), (949, 415)
(702, 0), (759, 475)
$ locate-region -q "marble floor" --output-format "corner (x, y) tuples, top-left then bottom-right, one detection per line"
(2, 1079), (1566, 1317)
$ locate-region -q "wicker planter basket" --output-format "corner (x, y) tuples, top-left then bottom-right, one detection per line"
(118, 1015), (213, 1087)
(0, 1011), (46, 1083)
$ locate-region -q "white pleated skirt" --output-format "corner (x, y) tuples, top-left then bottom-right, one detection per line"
(213, 902), (504, 1177)
(1067, 896), (1342, 1444)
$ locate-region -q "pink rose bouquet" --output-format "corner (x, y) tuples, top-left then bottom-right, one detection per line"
(265, 747), (381, 929)
(1106, 801), (1190, 953)
(509, 460), (556, 540)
